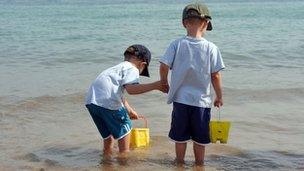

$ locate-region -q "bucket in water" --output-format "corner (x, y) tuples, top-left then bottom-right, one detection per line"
(209, 108), (231, 144)
(130, 116), (150, 148)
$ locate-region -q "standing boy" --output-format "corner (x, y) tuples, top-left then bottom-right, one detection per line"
(86, 44), (165, 156)
(159, 3), (225, 165)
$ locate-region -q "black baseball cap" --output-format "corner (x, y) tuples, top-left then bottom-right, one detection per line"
(124, 44), (151, 77)
(182, 3), (213, 31)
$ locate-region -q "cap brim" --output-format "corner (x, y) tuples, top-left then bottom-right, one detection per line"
(207, 21), (212, 31)
(140, 66), (150, 77)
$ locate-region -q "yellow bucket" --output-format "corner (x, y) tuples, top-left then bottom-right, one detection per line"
(130, 116), (150, 148)
(209, 108), (231, 144)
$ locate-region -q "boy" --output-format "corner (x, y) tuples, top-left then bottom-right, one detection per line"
(159, 3), (225, 165)
(85, 44), (165, 156)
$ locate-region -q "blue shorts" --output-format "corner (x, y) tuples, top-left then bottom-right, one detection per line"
(169, 102), (211, 145)
(86, 103), (132, 140)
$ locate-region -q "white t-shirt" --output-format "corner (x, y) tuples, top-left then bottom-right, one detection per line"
(85, 61), (139, 110)
(160, 36), (225, 108)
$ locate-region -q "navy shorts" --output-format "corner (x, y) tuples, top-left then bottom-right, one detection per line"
(86, 103), (132, 140)
(169, 102), (211, 145)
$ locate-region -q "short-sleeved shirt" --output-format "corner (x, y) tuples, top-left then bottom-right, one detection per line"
(160, 36), (225, 108)
(85, 61), (139, 110)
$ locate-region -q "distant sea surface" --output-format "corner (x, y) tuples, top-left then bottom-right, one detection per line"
(1, 0), (304, 170)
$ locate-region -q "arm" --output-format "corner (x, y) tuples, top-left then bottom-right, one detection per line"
(124, 81), (163, 95)
(159, 62), (170, 93)
(122, 98), (139, 120)
(160, 62), (169, 83)
(211, 71), (223, 107)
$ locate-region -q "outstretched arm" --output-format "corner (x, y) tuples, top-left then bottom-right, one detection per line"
(211, 71), (223, 107)
(124, 81), (165, 95)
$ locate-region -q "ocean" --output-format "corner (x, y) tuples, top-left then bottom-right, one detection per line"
(1, 0), (304, 170)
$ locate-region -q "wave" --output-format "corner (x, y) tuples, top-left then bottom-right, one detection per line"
(0, 93), (85, 112)
(1, 87), (303, 114)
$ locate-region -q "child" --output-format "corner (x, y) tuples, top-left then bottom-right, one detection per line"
(85, 44), (165, 156)
(159, 3), (225, 165)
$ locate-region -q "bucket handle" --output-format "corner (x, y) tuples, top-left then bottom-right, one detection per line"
(138, 115), (148, 128)
(217, 107), (221, 121)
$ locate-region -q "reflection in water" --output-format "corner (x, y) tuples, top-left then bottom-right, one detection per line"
(98, 152), (211, 171)
(97, 143), (208, 170)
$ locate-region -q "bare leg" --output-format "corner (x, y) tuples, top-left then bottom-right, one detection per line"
(175, 142), (187, 164)
(103, 136), (114, 157)
(193, 142), (205, 165)
(118, 133), (130, 153)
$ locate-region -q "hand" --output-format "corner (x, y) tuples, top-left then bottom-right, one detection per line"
(213, 97), (223, 108)
(161, 81), (170, 94)
(158, 80), (169, 93)
(128, 110), (139, 120)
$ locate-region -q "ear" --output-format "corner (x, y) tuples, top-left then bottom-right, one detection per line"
(140, 61), (147, 67)
(205, 20), (210, 26)
(182, 20), (187, 28)
(201, 20), (208, 30)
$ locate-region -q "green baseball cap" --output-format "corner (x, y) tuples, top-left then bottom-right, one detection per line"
(182, 3), (213, 31)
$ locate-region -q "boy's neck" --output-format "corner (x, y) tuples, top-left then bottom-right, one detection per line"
(187, 30), (204, 38)
(126, 58), (140, 70)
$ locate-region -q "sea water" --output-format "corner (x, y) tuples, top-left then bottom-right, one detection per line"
(1, 0), (304, 170)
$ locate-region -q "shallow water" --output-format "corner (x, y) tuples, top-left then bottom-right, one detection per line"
(1, 88), (304, 170)
(1, 0), (304, 170)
